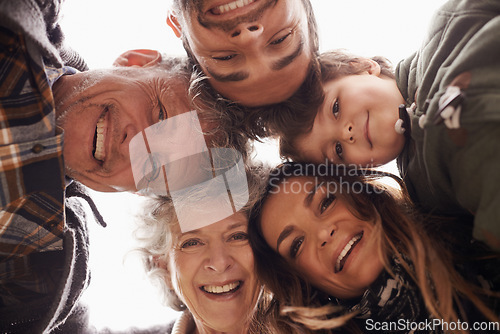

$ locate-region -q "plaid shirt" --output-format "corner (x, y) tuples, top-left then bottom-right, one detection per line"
(0, 26), (66, 305)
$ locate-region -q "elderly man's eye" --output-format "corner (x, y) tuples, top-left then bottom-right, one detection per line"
(158, 103), (167, 121)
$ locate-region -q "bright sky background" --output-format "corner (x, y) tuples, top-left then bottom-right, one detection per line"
(59, 0), (449, 331)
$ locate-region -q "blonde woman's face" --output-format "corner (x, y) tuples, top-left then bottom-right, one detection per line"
(167, 213), (260, 332)
(260, 176), (384, 299)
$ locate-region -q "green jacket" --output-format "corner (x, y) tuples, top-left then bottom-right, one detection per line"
(396, 0), (500, 249)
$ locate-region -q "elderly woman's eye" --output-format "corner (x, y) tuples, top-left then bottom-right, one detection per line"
(229, 232), (248, 242)
(181, 239), (202, 248)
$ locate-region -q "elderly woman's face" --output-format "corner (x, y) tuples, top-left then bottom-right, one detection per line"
(167, 212), (260, 332)
(260, 176), (384, 299)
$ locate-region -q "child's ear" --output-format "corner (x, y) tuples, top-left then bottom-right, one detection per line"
(167, 11), (182, 38)
(113, 49), (162, 67)
(349, 58), (381, 76)
(365, 58), (381, 76)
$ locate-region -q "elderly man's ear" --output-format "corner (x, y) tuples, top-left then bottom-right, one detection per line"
(166, 12), (182, 38)
(113, 49), (162, 67)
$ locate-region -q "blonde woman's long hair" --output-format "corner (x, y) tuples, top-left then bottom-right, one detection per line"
(248, 162), (499, 333)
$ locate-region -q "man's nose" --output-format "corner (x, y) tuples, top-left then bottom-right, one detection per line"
(120, 123), (140, 157)
(229, 23), (264, 46)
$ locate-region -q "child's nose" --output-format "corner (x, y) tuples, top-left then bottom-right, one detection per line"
(343, 124), (355, 143)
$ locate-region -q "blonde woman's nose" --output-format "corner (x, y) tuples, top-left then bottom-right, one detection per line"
(318, 228), (335, 248)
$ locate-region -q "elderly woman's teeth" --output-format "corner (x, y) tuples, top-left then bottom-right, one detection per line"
(94, 114), (106, 161)
(203, 281), (240, 294)
(216, 0), (254, 14)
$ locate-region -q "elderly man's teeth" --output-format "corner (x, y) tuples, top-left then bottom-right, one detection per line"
(216, 0), (254, 14)
(94, 114), (106, 161)
(203, 281), (240, 294)
(335, 234), (362, 272)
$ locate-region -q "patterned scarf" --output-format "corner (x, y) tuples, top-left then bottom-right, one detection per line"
(338, 258), (442, 333)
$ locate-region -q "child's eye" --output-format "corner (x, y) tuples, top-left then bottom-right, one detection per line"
(335, 142), (344, 160)
(290, 236), (304, 258)
(320, 195), (336, 214)
(332, 100), (340, 119)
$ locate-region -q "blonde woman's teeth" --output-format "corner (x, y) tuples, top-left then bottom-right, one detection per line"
(335, 234), (362, 272)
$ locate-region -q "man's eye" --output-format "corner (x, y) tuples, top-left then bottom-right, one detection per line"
(270, 32), (291, 45)
(332, 100), (340, 119)
(212, 54), (236, 61)
(158, 103), (167, 121)
(320, 195), (336, 214)
(290, 236), (303, 258)
(335, 142), (343, 160)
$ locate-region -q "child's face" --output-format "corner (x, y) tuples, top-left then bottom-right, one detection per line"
(260, 176), (384, 299)
(294, 72), (406, 166)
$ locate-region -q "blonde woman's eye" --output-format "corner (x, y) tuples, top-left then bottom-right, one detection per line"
(290, 236), (304, 258)
(332, 100), (340, 119)
(320, 195), (336, 214)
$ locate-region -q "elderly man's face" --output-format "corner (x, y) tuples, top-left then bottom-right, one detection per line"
(53, 66), (190, 192)
(170, 0), (312, 106)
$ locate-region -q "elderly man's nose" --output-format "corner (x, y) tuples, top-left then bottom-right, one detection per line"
(230, 23), (264, 42)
